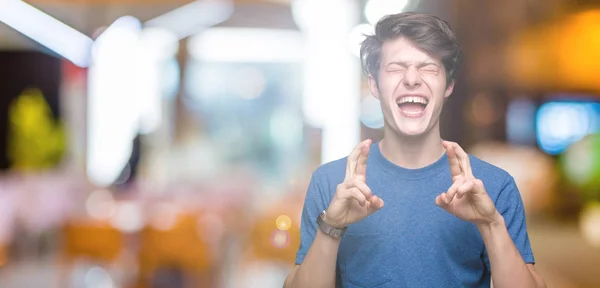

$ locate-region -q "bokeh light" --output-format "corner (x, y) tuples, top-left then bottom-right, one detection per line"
(149, 202), (180, 231)
(109, 201), (144, 233)
(85, 189), (116, 220)
(555, 10), (600, 91)
(270, 230), (290, 249)
(579, 202), (600, 248)
(360, 95), (384, 129)
(275, 215), (292, 231)
(561, 134), (600, 195)
(84, 266), (115, 288)
(536, 101), (600, 155)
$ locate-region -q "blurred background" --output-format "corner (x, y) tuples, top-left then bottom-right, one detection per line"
(0, 0), (599, 287)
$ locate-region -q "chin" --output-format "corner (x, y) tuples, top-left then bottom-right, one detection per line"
(396, 125), (430, 137)
(388, 113), (434, 137)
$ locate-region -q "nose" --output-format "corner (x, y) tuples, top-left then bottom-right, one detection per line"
(402, 66), (422, 89)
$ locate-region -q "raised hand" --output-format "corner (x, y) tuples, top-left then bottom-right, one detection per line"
(435, 141), (500, 225)
(324, 139), (385, 229)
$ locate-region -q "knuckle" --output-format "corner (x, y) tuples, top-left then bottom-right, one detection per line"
(358, 193), (366, 201)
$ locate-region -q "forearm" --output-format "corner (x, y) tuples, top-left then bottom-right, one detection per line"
(284, 229), (340, 288)
(477, 214), (545, 288)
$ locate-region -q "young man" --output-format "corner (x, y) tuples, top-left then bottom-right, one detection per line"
(284, 12), (546, 288)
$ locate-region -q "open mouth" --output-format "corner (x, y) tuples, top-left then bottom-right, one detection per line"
(396, 96), (429, 117)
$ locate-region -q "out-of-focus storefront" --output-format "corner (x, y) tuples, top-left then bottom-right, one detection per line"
(0, 0), (599, 287)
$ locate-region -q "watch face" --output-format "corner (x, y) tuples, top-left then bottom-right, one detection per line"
(319, 210), (327, 218)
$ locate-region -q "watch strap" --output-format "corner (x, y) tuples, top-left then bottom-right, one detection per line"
(317, 210), (347, 239)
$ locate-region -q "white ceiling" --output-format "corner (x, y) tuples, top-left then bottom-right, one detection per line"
(0, 1), (297, 50)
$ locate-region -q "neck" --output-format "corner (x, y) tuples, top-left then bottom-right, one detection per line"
(379, 122), (446, 169)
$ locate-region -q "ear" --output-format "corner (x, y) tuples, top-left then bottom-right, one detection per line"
(368, 75), (380, 99)
(444, 80), (455, 98)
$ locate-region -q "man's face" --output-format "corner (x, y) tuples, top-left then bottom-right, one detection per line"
(369, 37), (454, 137)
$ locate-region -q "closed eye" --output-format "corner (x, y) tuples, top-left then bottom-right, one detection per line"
(419, 65), (440, 74)
(386, 64), (405, 73)
(387, 68), (405, 73)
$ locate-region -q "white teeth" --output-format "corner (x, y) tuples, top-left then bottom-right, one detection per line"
(397, 96), (428, 105)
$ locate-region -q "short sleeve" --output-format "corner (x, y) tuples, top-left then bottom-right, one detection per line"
(483, 176), (535, 270)
(295, 171), (330, 265)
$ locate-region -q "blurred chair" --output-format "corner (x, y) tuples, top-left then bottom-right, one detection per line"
(136, 212), (215, 288)
(62, 221), (124, 262)
(59, 220), (125, 286)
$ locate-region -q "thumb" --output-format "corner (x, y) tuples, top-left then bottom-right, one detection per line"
(435, 193), (451, 211)
(367, 195), (384, 214)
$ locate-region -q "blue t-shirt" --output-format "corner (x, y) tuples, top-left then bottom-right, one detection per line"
(295, 141), (535, 287)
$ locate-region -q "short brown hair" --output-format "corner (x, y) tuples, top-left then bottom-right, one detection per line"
(360, 12), (463, 85)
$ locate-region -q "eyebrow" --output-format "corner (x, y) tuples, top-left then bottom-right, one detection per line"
(385, 61), (440, 68)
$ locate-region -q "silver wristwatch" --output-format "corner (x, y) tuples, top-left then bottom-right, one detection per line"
(317, 210), (347, 239)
